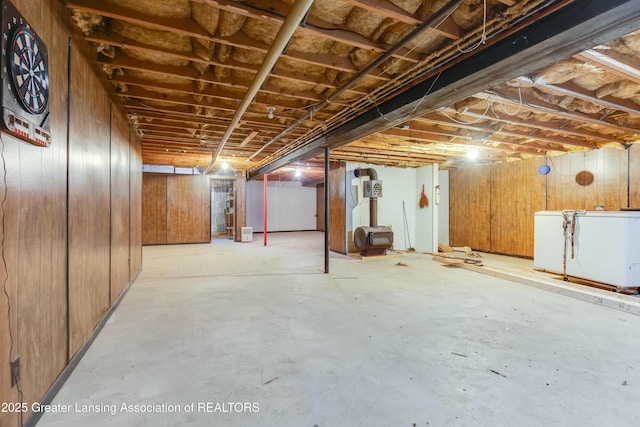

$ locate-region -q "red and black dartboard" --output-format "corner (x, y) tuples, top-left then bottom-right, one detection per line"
(8, 26), (49, 115)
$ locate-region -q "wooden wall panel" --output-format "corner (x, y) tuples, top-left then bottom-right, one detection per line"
(451, 147), (631, 258)
(130, 134), (143, 277)
(142, 174), (168, 244)
(68, 30), (112, 357)
(490, 158), (546, 256)
(630, 144), (640, 207)
(144, 174), (211, 244)
(111, 108), (131, 302)
(329, 162), (346, 254)
(234, 177), (246, 241)
(547, 149), (628, 211)
(317, 184), (325, 231)
(449, 165), (491, 251)
(167, 175), (211, 243)
(1, 3), (143, 424)
(0, 1), (69, 424)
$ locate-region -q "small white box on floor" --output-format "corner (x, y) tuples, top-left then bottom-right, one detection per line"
(241, 227), (253, 242)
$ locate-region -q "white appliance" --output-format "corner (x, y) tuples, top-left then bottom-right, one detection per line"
(241, 227), (253, 242)
(534, 211), (640, 288)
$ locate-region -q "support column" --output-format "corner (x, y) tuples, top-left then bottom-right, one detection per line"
(263, 174), (267, 246)
(324, 147), (329, 273)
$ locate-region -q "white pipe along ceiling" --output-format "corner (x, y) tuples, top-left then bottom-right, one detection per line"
(203, 0), (316, 174)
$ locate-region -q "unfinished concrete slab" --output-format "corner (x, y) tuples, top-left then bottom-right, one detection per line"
(38, 232), (640, 427)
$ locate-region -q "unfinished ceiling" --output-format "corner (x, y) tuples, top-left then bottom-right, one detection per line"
(64, 0), (640, 175)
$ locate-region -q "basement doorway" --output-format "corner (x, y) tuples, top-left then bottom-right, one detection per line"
(211, 178), (236, 240)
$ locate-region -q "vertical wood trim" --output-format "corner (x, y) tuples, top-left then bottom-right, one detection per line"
(329, 162), (346, 254)
(234, 176), (246, 242)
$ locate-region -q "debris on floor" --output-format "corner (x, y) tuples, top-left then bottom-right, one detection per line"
(489, 369), (507, 378)
(396, 262), (408, 267)
(451, 352), (468, 357)
(263, 376), (279, 385)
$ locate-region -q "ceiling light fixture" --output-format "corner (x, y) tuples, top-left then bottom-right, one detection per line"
(467, 148), (480, 160)
(295, 169), (302, 178)
(221, 161), (229, 170)
(267, 105), (275, 119)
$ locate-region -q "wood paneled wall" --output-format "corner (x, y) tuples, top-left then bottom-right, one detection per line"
(449, 164), (492, 252)
(631, 144), (640, 207)
(142, 173), (211, 244)
(130, 134), (143, 277)
(317, 184), (325, 231)
(0, 2), (142, 426)
(142, 174), (168, 244)
(167, 175), (211, 243)
(547, 149), (628, 211)
(234, 176), (246, 241)
(450, 148), (633, 258)
(329, 162), (346, 254)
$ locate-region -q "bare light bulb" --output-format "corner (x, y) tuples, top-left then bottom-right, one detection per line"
(294, 169), (302, 178)
(221, 161), (229, 170)
(467, 148), (480, 160)
(267, 106), (275, 119)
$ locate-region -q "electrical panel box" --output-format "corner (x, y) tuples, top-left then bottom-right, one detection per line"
(363, 179), (382, 198)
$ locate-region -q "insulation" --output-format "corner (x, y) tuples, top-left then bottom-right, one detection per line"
(63, 0), (640, 171)
(345, 8), (386, 39)
(192, 3), (220, 35)
(309, 0), (353, 25)
(112, 21), (192, 52)
(71, 11), (108, 35)
(217, 11), (246, 37)
(532, 59), (602, 85)
(595, 81), (640, 100)
(110, 0), (191, 18)
(242, 18), (280, 45)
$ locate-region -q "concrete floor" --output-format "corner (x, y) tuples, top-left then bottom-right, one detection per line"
(38, 232), (640, 427)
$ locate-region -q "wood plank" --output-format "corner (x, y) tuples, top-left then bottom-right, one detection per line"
(316, 183), (325, 231)
(329, 162), (346, 254)
(630, 145), (640, 207)
(130, 133), (143, 276)
(142, 174), (168, 244)
(111, 107), (132, 302)
(166, 175), (211, 243)
(68, 32), (112, 357)
(234, 176), (246, 242)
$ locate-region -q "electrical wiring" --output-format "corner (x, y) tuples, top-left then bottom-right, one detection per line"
(438, 101), (492, 124)
(487, 86), (523, 116)
(457, 0), (487, 53)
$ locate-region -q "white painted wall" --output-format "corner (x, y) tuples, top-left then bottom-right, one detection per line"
(346, 163), (417, 251)
(246, 180), (317, 232)
(415, 165), (438, 253)
(438, 170), (450, 246)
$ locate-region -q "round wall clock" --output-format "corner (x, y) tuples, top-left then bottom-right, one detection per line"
(8, 26), (49, 115)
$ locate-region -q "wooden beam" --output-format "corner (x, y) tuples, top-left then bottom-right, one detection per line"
(111, 75), (310, 111)
(422, 108), (629, 145)
(69, 0), (418, 73)
(413, 113), (600, 149)
(477, 89), (640, 135)
(239, 131), (260, 148)
(575, 49), (640, 85)
(96, 51), (367, 96)
(249, 0), (640, 178)
(520, 77), (640, 117)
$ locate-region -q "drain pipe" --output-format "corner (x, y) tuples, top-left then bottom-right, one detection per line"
(203, 0), (315, 174)
(247, 0), (464, 162)
(354, 168), (378, 227)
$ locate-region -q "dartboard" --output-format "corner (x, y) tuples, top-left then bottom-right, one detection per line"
(8, 26), (49, 115)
